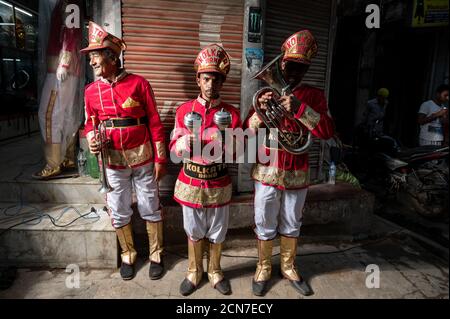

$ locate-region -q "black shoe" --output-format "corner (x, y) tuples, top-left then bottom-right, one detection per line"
(290, 278), (314, 296)
(120, 262), (135, 280)
(252, 279), (268, 296)
(214, 279), (231, 295)
(180, 278), (197, 296)
(149, 260), (164, 280)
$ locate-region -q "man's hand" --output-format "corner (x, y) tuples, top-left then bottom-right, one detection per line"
(88, 134), (101, 155)
(56, 65), (68, 82)
(257, 91), (273, 110)
(435, 108), (448, 119)
(153, 163), (167, 182)
(278, 94), (301, 114)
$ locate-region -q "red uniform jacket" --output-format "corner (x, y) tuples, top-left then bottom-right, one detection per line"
(84, 71), (167, 169)
(170, 96), (241, 208)
(245, 84), (334, 189)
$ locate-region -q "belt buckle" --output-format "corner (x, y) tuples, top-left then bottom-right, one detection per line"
(110, 120), (115, 128)
(137, 118), (141, 126)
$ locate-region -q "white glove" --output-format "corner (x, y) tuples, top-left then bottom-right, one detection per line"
(56, 65), (68, 82)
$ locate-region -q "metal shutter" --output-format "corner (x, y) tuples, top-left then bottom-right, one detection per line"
(121, 0), (244, 195)
(265, 0), (332, 182)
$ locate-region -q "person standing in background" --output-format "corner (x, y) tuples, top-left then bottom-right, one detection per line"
(417, 84), (449, 146)
(361, 88), (390, 139)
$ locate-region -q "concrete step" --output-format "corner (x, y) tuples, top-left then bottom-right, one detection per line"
(159, 183), (375, 237)
(0, 135), (377, 269)
(0, 200), (396, 271)
(0, 135), (375, 234)
(0, 177), (105, 205)
(0, 134), (104, 204)
(0, 182), (378, 269)
(0, 203), (117, 268)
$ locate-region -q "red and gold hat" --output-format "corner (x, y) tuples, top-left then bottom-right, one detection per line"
(281, 30), (318, 65)
(194, 44), (231, 78)
(80, 21), (126, 55)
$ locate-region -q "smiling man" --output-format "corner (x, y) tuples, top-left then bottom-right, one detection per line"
(81, 22), (167, 281)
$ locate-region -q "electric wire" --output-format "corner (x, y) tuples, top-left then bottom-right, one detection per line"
(0, 158), (101, 237)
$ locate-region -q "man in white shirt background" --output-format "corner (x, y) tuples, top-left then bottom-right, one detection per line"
(417, 84), (449, 146)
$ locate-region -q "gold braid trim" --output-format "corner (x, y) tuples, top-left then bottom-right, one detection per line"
(298, 105), (320, 131)
(45, 90), (58, 142)
(108, 142), (153, 167)
(174, 179), (232, 206)
(155, 141), (166, 159)
(122, 97), (141, 108)
(252, 164), (309, 188)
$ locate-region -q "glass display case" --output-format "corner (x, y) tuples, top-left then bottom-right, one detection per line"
(0, 0), (15, 48)
(0, 0), (38, 115)
(0, 46), (36, 110)
(0, 0), (38, 141)
(0, 0), (38, 50)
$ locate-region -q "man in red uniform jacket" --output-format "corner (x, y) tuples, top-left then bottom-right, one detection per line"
(170, 44), (241, 296)
(81, 22), (167, 281)
(245, 30), (334, 296)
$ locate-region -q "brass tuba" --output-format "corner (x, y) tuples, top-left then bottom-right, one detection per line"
(251, 53), (312, 155)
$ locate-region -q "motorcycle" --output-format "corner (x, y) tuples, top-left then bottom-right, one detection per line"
(351, 134), (449, 218)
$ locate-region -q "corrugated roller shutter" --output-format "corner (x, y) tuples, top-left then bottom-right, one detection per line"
(265, 0), (331, 182)
(121, 0), (244, 195)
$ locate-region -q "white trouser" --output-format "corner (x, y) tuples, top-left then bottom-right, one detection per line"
(182, 205), (230, 244)
(106, 163), (162, 228)
(38, 73), (82, 153)
(254, 181), (307, 240)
